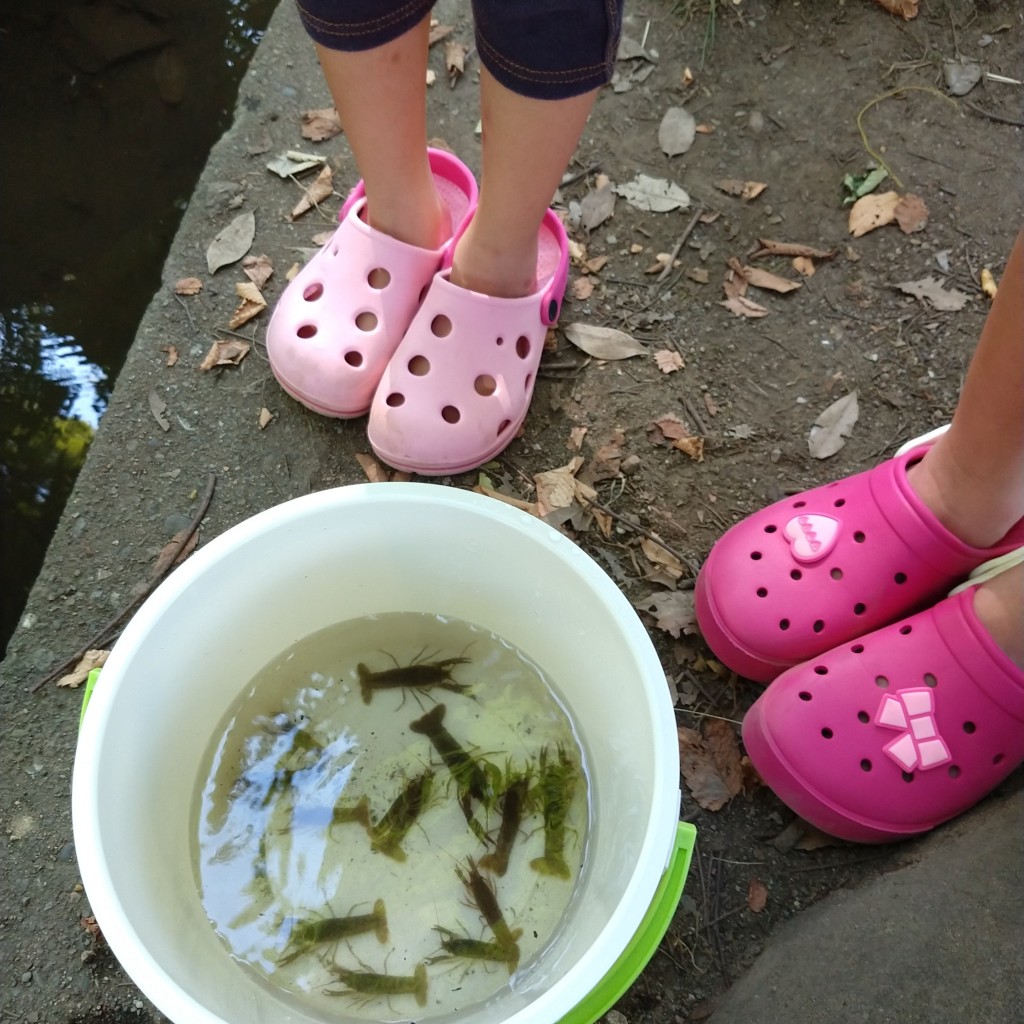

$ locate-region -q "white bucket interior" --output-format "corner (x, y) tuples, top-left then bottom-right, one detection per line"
(73, 483), (679, 1024)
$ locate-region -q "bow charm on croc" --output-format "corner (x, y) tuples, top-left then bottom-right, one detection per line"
(875, 688), (952, 772)
(783, 514), (840, 563)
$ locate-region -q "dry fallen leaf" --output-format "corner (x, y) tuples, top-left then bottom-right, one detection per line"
(720, 295), (769, 318)
(654, 349), (684, 374)
(174, 277), (203, 295)
(242, 254), (274, 289)
(444, 40), (467, 85)
(980, 267), (998, 299)
(580, 431), (625, 484)
(874, 0), (919, 19)
(300, 107), (343, 142)
(613, 174), (691, 213)
(752, 238), (836, 260)
(149, 389), (170, 432)
(355, 452), (390, 482)
(848, 190), (901, 237)
(57, 649), (109, 689)
(206, 211), (256, 274)
(259, 407), (274, 430)
(650, 413), (688, 442)
(534, 458), (584, 518)
(895, 276), (968, 311)
(474, 481), (538, 516)
(635, 590), (697, 638)
(640, 537), (685, 580)
(658, 106), (697, 157)
(677, 719), (743, 811)
(228, 280), (267, 329)
(673, 435), (705, 462)
(809, 390), (860, 459)
(792, 256), (816, 277)
(563, 323), (647, 360)
(894, 193), (928, 234)
(571, 277), (595, 301)
(739, 264), (802, 294)
(747, 877), (768, 914)
(200, 339), (250, 371)
(161, 344), (179, 367)
(580, 177), (616, 232)
(686, 267), (710, 284)
(703, 392), (720, 417)
(289, 164), (334, 221)
(567, 425), (588, 451)
(428, 20), (453, 45)
(584, 254), (609, 274)
(715, 179), (768, 201)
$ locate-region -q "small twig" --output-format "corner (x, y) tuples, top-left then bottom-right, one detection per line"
(964, 101), (1024, 128)
(656, 203), (706, 283)
(581, 496), (695, 584)
(681, 395), (710, 437)
(174, 293), (199, 335)
(560, 161), (602, 189)
(31, 474), (217, 693)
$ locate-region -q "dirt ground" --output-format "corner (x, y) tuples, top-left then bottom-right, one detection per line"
(2, 1), (1022, 1022)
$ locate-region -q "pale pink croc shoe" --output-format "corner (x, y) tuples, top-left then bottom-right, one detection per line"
(695, 444), (1024, 682)
(366, 208), (569, 475)
(266, 149), (478, 418)
(742, 561), (1024, 843)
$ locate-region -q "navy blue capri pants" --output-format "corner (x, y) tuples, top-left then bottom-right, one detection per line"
(295, 0), (625, 100)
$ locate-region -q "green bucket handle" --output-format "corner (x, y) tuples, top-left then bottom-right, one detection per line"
(79, 666), (103, 731)
(558, 819), (697, 1024)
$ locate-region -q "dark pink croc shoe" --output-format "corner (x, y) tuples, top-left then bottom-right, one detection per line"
(695, 444), (1024, 682)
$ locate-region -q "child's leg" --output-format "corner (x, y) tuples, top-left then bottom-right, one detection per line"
(907, 229), (1024, 549)
(448, 67), (599, 299)
(313, 21), (447, 250)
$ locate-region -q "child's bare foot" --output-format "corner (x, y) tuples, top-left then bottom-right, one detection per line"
(448, 219), (537, 299)
(906, 440), (1024, 550)
(364, 187), (450, 252)
(972, 561), (1024, 669)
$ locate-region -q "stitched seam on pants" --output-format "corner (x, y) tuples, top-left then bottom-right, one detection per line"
(296, 0), (434, 40)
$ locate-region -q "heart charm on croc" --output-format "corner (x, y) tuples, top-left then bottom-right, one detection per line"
(266, 149), (478, 419)
(783, 514), (839, 563)
(694, 440), (1024, 682)
(366, 207), (569, 476)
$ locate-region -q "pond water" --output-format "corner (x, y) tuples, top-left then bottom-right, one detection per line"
(0, 0), (280, 657)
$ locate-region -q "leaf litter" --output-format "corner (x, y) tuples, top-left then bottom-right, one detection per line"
(563, 323), (647, 360)
(206, 211), (255, 274)
(677, 719), (744, 811)
(808, 391), (860, 459)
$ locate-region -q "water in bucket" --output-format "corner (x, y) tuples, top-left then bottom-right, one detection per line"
(192, 611), (590, 1021)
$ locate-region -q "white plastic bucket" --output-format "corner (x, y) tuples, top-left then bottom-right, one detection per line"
(73, 483), (681, 1024)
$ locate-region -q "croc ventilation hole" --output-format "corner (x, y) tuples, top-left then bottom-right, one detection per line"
(821, 728), (833, 739)
(851, 643), (864, 654)
(854, 602), (866, 615)
(962, 721), (976, 734)
(993, 753), (1005, 764)
(814, 666), (828, 676)
(303, 283), (324, 301)
(791, 570), (802, 580)
(860, 759), (873, 772)
(895, 572), (908, 585)
(902, 771), (914, 783)
(923, 672), (937, 687)
(442, 406), (461, 424)
(297, 324), (317, 339)
(853, 531), (866, 543)
(875, 675), (889, 688)
(764, 524), (777, 534)
(857, 711), (870, 723)
(355, 312), (378, 332)
(756, 587), (768, 598)
(798, 691), (812, 702)
(475, 375), (496, 396)
(432, 314), (453, 337)
(792, 500), (806, 509)
(344, 352), (363, 367)
(899, 624), (913, 635)
(386, 393), (405, 408)
(516, 336), (530, 359)
(831, 568), (843, 580)
(497, 419), (510, 437)
(813, 619), (825, 633)
(948, 765), (961, 778)
(750, 551), (763, 561)
(368, 268), (390, 290)
(779, 618), (790, 631)
(409, 356), (430, 376)
(524, 373), (533, 393)
(833, 498), (846, 508)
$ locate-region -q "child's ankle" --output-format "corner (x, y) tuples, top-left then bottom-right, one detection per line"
(972, 562), (1024, 669)
(906, 448), (1022, 550)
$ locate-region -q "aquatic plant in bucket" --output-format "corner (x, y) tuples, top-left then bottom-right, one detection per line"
(73, 483), (695, 1024)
